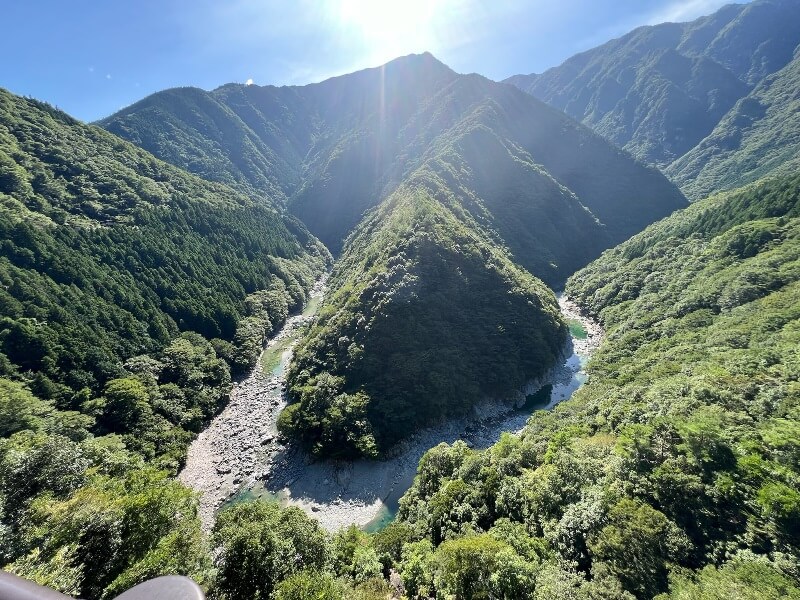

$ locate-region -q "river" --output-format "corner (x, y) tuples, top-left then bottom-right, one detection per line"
(179, 285), (602, 532)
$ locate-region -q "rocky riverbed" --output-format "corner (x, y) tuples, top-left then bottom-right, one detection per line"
(558, 294), (604, 356)
(178, 278), (326, 531)
(179, 288), (604, 532)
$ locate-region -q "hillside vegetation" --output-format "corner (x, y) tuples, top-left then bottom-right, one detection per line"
(667, 50), (800, 199)
(507, 0), (800, 198)
(282, 168), (568, 457)
(0, 87), (332, 599)
(100, 55), (687, 454)
(0, 86), (329, 395)
(102, 53), (686, 261)
(386, 173), (800, 598)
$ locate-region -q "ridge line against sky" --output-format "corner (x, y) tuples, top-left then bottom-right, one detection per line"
(2, 0), (744, 122)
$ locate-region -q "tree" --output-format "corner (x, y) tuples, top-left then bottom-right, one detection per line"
(274, 571), (343, 600)
(433, 534), (511, 600)
(399, 540), (435, 599)
(102, 378), (151, 431)
(212, 501), (330, 600)
(589, 499), (687, 599)
(0, 378), (51, 436)
(655, 560), (800, 600)
(371, 521), (414, 570)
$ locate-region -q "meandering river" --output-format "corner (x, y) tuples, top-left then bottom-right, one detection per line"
(179, 284), (603, 532)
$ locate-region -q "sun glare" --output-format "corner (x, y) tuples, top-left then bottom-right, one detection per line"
(337, 0), (444, 62)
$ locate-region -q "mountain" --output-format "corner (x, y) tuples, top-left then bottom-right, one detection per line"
(0, 87), (328, 466)
(667, 49), (800, 198)
(281, 169), (569, 457)
(101, 53), (686, 264)
(506, 0), (800, 198)
(99, 54), (686, 455)
(397, 171), (800, 599)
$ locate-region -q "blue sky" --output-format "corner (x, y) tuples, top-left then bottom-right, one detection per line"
(2, 0), (743, 122)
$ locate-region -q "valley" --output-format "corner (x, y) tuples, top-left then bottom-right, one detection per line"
(1, 2), (799, 598)
(182, 288), (601, 533)
(178, 277), (328, 530)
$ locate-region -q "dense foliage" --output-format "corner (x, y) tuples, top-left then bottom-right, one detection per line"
(0, 89), (329, 597)
(507, 0), (800, 198)
(3, 19), (799, 599)
(668, 50), (800, 199)
(282, 170), (568, 458)
(100, 52), (691, 457)
(385, 173), (800, 598)
(0, 86), (327, 423)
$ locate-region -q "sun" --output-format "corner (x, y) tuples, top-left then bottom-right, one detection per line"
(337, 0), (443, 62)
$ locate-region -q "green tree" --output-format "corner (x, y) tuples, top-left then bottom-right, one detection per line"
(0, 378), (51, 436)
(655, 560), (800, 600)
(274, 571), (344, 600)
(102, 378), (152, 431)
(589, 499), (687, 599)
(399, 540), (435, 599)
(433, 534), (512, 600)
(212, 501), (330, 600)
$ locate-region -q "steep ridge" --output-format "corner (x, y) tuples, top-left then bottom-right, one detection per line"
(100, 53), (687, 455)
(101, 54), (461, 252)
(101, 53), (686, 260)
(282, 171), (569, 457)
(506, 0), (800, 188)
(667, 50), (800, 199)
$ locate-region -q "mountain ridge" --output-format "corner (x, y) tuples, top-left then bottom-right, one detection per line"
(101, 52), (686, 262)
(97, 52), (688, 454)
(506, 0), (800, 198)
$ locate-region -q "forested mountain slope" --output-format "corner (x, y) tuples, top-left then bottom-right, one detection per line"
(667, 50), (800, 198)
(393, 172), (800, 598)
(102, 53), (686, 260)
(0, 87), (334, 598)
(99, 54), (687, 455)
(281, 165), (569, 457)
(0, 87), (329, 466)
(506, 0), (800, 198)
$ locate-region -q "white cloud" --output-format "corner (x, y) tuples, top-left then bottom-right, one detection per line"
(106, 74), (112, 80)
(245, 77), (254, 85)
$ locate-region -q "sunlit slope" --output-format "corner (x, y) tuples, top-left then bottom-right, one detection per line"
(0, 87), (327, 439)
(667, 52), (800, 199)
(507, 0), (800, 198)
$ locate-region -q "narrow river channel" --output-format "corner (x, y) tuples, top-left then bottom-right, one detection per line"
(179, 285), (603, 532)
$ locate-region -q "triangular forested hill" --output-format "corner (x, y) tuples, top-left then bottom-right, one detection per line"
(282, 166), (570, 457)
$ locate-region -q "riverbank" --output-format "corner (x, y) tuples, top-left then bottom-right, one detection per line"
(229, 293), (604, 531)
(179, 288), (603, 532)
(178, 277), (326, 531)
(558, 294), (604, 357)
